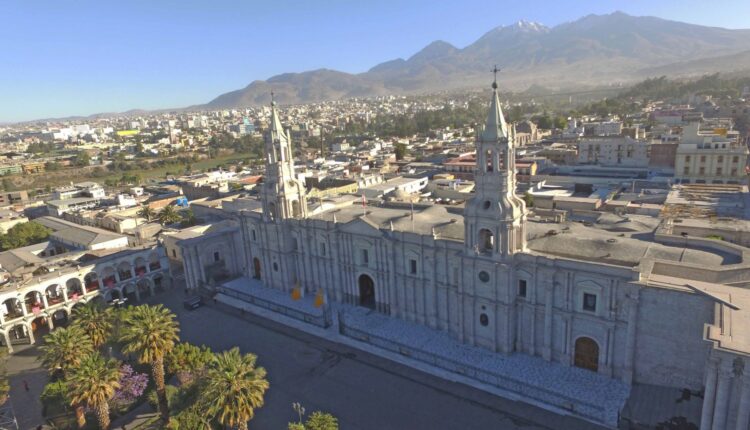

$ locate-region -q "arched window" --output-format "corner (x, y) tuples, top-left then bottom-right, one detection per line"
(291, 200), (301, 218)
(485, 149), (493, 172)
(268, 203), (277, 221)
(479, 229), (494, 252)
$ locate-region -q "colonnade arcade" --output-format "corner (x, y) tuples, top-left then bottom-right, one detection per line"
(0, 251), (167, 353)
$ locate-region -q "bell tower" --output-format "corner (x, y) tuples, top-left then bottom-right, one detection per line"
(464, 69), (526, 258)
(261, 97), (308, 221)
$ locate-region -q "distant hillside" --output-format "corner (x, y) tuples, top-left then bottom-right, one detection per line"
(205, 12), (750, 109)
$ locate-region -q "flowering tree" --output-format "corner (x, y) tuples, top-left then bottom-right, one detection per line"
(111, 364), (148, 409)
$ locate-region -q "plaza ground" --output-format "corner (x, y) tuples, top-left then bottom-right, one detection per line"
(149, 290), (604, 430)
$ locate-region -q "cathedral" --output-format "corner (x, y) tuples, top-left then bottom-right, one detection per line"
(178, 81), (750, 429)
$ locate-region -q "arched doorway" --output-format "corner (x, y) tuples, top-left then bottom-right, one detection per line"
(253, 258), (261, 280)
(358, 274), (375, 310)
(52, 309), (69, 328)
(574, 337), (599, 372)
(31, 316), (50, 337)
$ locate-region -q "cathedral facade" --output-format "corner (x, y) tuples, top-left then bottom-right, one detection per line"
(179, 84), (750, 429)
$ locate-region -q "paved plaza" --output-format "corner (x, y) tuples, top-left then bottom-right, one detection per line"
(153, 291), (605, 430)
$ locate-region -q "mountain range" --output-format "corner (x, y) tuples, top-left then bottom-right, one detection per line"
(205, 12), (750, 109)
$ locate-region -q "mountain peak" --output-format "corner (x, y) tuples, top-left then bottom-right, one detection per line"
(407, 40), (458, 63)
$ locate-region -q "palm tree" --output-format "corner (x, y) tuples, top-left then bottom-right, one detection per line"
(120, 304), (180, 425)
(138, 205), (156, 222)
(202, 347), (269, 430)
(66, 353), (121, 430)
(40, 326), (95, 428)
(158, 205), (182, 225)
(40, 326), (94, 375)
(71, 301), (113, 349)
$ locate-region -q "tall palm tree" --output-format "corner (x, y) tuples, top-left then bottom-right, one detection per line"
(120, 304), (180, 425)
(201, 347), (269, 430)
(40, 326), (94, 375)
(40, 326), (95, 428)
(158, 205), (182, 225)
(138, 205), (156, 222)
(66, 353), (121, 430)
(71, 301), (113, 349)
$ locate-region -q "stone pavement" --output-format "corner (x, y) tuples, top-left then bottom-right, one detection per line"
(6, 344), (47, 430)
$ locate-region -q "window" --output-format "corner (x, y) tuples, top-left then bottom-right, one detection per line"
(362, 249), (369, 265)
(409, 259), (417, 274)
(251, 229), (257, 240)
(716, 167), (723, 175)
(273, 262), (279, 272)
(699, 167), (705, 175)
(518, 280), (527, 297)
(732, 168), (738, 176)
(478, 271), (490, 283)
(583, 293), (597, 312)
(717, 155), (724, 163)
(733, 156), (740, 163)
(685, 155), (691, 162)
(213, 251), (220, 262)
(479, 229), (494, 252)
(479, 313), (489, 327)
(683, 166), (690, 175)
(292, 238), (298, 251)
(172, 249), (177, 258)
(700, 156), (706, 163)
(320, 243), (326, 256)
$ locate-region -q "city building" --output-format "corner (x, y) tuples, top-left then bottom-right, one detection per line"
(674, 122), (749, 184)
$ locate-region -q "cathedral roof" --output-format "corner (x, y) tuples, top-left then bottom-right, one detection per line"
(269, 101), (289, 144)
(480, 85), (510, 143)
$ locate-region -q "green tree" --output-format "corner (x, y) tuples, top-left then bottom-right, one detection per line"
(202, 347), (269, 430)
(158, 205), (182, 225)
(394, 143), (408, 160)
(45, 161), (63, 171)
(522, 192), (534, 208)
(288, 410), (338, 430)
(0, 350), (9, 406)
(71, 302), (113, 349)
(0, 221), (52, 251)
(120, 304), (180, 426)
(40, 326), (95, 375)
(179, 209), (198, 228)
(167, 342), (213, 386)
(75, 151), (91, 167)
(138, 205), (156, 222)
(40, 326), (94, 428)
(304, 412), (339, 430)
(66, 353), (121, 430)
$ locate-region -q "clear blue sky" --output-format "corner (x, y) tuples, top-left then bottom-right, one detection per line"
(2, 0), (749, 123)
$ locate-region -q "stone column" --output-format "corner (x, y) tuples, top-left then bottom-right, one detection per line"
(47, 315), (55, 331)
(712, 370), (733, 430)
(736, 376), (750, 430)
(27, 323), (35, 345)
(543, 283), (553, 361)
(701, 360), (718, 430)
(3, 331), (12, 354)
(623, 296), (639, 384)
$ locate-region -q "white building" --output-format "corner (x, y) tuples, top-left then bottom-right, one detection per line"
(674, 122), (749, 184)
